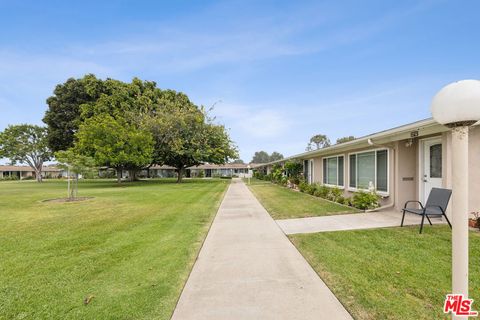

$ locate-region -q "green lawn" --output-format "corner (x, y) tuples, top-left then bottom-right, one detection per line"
(0, 179), (229, 320)
(246, 179), (356, 219)
(290, 225), (480, 319)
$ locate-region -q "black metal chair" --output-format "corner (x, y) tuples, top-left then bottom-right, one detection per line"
(401, 187), (452, 234)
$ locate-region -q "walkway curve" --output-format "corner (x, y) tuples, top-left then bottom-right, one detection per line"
(171, 179), (352, 320)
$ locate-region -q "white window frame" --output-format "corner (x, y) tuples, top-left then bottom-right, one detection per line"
(322, 154), (345, 189)
(347, 148), (389, 196)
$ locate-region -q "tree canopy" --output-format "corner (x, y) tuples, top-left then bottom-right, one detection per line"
(251, 151), (284, 163)
(251, 151), (270, 163)
(336, 136), (355, 144)
(42, 75), (238, 183)
(307, 134), (330, 151)
(0, 124), (51, 182)
(269, 151), (284, 162)
(146, 100), (237, 182)
(75, 114), (154, 183)
(43, 74), (106, 152)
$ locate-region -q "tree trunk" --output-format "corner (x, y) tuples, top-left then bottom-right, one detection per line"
(128, 170), (136, 182)
(117, 168), (122, 184)
(177, 167), (185, 183)
(35, 169), (43, 182)
(74, 173), (79, 199)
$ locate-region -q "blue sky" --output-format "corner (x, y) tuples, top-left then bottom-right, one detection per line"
(0, 0), (479, 162)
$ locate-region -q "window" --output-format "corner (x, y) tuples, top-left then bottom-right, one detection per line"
(349, 149), (388, 193)
(322, 155), (344, 187)
(430, 144), (442, 178)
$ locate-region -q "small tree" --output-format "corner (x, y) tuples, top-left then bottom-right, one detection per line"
(55, 150), (96, 199)
(0, 124), (51, 182)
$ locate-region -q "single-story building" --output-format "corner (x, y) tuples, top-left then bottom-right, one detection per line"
(0, 165), (63, 179)
(118, 163), (258, 179)
(257, 118), (480, 217)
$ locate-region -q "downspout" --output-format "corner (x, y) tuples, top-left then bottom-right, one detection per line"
(364, 139), (396, 212)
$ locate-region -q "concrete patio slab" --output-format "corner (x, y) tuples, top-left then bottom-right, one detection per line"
(171, 179), (352, 320)
(276, 210), (446, 235)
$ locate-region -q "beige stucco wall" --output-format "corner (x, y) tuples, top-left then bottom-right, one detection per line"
(394, 140), (418, 211)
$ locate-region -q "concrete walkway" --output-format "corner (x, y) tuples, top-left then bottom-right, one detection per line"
(171, 179), (352, 320)
(276, 210), (445, 235)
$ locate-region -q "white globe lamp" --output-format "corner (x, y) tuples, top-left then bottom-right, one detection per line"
(431, 80), (480, 127)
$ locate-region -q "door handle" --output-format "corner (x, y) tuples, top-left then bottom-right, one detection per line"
(423, 179), (428, 182)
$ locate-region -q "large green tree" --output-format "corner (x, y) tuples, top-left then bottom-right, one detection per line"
(43, 74), (106, 152)
(75, 114), (154, 183)
(251, 151), (270, 163)
(0, 124), (51, 182)
(146, 97), (237, 182)
(77, 77), (165, 180)
(45, 75), (236, 182)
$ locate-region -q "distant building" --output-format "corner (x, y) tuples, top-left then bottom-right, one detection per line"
(0, 165), (63, 180)
(137, 163), (260, 178)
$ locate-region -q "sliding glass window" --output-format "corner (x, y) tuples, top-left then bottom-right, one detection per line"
(322, 155), (344, 187)
(349, 149), (388, 193)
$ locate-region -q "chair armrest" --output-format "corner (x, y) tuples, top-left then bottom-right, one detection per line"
(404, 200), (424, 209)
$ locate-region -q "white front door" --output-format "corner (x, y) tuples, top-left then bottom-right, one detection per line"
(422, 139), (443, 203)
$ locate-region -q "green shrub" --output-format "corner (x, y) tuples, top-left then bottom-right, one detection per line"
(197, 169), (205, 178)
(22, 176), (35, 180)
(308, 183), (321, 195)
(220, 176), (232, 180)
(271, 165), (284, 184)
(352, 191), (380, 210)
(298, 181), (308, 193)
(328, 187), (343, 202)
(317, 185), (331, 198)
(1, 175), (19, 181)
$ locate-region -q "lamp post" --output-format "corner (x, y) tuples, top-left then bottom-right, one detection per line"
(430, 80), (480, 315)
